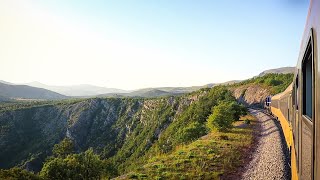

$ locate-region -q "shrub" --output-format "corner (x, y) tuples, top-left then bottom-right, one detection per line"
(177, 122), (207, 143)
(0, 168), (39, 180)
(40, 148), (112, 179)
(230, 102), (247, 120)
(265, 79), (282, 86)
(206, 101), (235, 131)
(52, 138), (74, 158)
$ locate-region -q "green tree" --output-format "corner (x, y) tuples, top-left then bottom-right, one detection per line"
(0, 167), (39, 180)
(265, 78), (282, 86)
(52, 138), (74, 158)
(177, 121), (207, 143)
(40, 148), (114, 180)
(230, 102), (247, 120)
(207, 101), (235, 131)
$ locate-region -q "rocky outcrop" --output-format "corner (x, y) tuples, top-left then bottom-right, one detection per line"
(231, 84), (271, 107)
(0, 94), (199, 171)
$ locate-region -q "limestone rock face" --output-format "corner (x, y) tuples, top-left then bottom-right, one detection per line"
(231, 84), (271, 107)
(0, 94), (199, 172)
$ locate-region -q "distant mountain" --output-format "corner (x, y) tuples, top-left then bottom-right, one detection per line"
(25, 82), (129, 96)
(98, 83), (244, 98)
(98, 89), (182, 98)
(98, 86), (204, 98)
(0, 82), (67, 100)
(130, 89), (180, 98)
(258, 67), (295, 77)
(0, 80), (15, 85)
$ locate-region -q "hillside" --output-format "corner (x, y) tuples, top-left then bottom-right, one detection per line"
(118, 119), (255, 179)
(0, 85), (250, 178)
(230, 73), (293, 107)
(0, 93), (202, 171)
(258, 67), (295, 77)
(0, 83), (67, 100)
(0, 72), (294, 179)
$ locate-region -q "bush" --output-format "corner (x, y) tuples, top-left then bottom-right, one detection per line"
(265, 79), (282, 86)
(40, 148), (112, 179)
(52, 138), (74, 158)
(177, 122), (207, 143)
(230, 102), (247, 120)
(206, 101), (235, 131)
(0, 168), (39, 180)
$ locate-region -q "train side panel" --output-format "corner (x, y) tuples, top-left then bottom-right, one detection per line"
(270, 107), (292, 147)
(270, 84), (298, 179)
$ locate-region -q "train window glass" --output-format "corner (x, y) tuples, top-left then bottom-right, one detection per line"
(302, 41), (313, 120)
(292, 85), (295, 105)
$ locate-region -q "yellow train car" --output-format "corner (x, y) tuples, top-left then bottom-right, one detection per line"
(269, 0), (320, 179)
(270, 84), (298, 179)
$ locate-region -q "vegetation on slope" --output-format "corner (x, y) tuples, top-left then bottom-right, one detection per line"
(232, 73), (293, 95)
(0, 85), (250, 179)
(0, 73), (292, 179)
(120, 115), (256, 180)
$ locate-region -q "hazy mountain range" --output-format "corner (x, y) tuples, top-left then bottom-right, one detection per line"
(0, 67), (294, 101)
(0, 82), (66, 101)
(24, 81), (129, 96)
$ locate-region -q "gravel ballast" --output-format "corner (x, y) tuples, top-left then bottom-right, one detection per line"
(241, 109), (290, 180)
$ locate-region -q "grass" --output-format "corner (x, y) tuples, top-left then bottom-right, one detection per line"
(119, 115), (256, 180)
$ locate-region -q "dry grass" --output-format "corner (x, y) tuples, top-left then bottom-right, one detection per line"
(118, 116), (255, 180)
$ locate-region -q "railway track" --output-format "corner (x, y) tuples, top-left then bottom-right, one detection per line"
(241, 109), (290, 180)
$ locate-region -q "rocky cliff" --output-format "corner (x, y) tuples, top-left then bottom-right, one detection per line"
(231, 84), (271, 107)
(230, 73), (293, 107)
(0, 94), (202, 172)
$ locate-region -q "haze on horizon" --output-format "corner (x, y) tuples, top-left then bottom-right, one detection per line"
(0, 0), (309, 90)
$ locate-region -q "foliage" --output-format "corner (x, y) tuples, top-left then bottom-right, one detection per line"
(52, 138), (74, 158)
(0, 85), (249, 179)
(230, 102), (247, 120)
(206, 101), (235, 131)
(0, 167), (39, 180)
(206, 100), (247, 132)
(0, 98), (86, 113)
(155, 86), (236, 153)
(40, 148), (115, 180)
(177, 122), (207, 143)
(126, 126), (254, 179)
(232, 73), (293, 94)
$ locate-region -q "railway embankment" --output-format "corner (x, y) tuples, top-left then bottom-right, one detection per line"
(241, 109), (290, 180)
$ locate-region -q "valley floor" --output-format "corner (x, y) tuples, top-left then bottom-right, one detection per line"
(241, 109), (290, 180)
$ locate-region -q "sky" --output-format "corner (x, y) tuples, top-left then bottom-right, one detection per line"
(0, 0), (309, 90)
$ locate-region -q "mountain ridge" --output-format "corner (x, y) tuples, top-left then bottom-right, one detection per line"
(0, 83), (67, 101)
(0, 66), (294, 99)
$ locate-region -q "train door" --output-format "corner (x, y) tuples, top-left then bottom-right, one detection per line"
(300, 36), (314, 180)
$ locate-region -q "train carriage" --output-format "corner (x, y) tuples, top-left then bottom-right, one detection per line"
(269, 0), (320, 179)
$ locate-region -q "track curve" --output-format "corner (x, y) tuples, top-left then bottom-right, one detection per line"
(241, 109), (290, 180)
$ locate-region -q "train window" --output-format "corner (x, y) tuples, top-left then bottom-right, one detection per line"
(302, 40), (313, 120)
